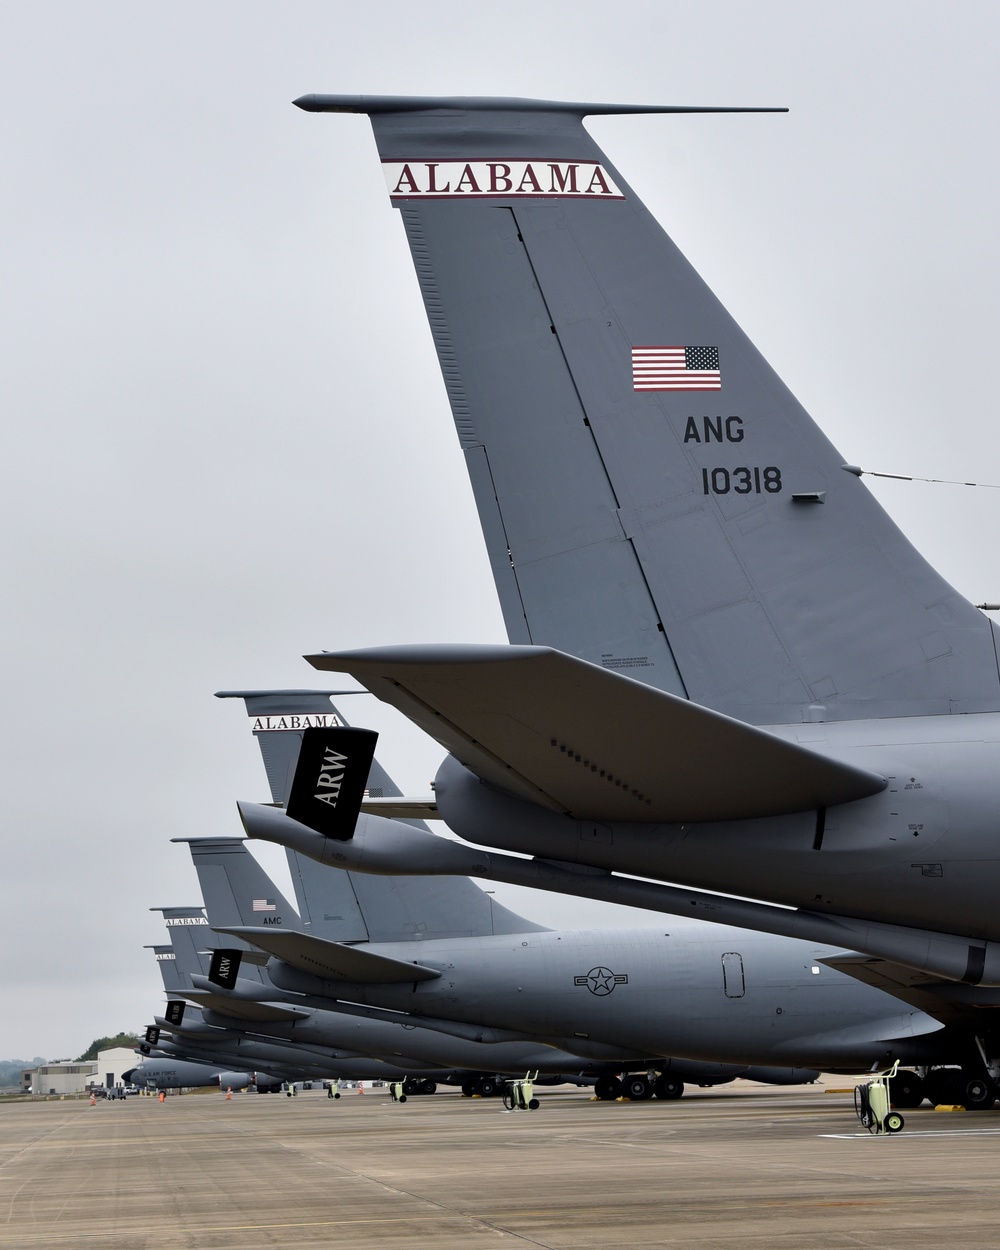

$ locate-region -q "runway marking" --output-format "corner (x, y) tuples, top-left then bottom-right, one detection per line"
(821, 1127), (1000, 1139)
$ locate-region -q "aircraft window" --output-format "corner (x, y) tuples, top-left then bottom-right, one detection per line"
(721, 951), (746, 998)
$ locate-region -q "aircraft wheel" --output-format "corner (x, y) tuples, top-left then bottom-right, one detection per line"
(401, 1079), (419, 1096)
(594, 1076), (622, 1101)
(625, 1075), (654, 1101)
(959, 1074), (997, 1110)
(924, 1069), (952, 1105)
(884, 1111), (904, 1133)
(654, 1076), (684, 1100)
(478, 1078), (500, 1098)
(419, 1080), (437, 1096)
(889, 1071), (925, 1109)
(461, 1082), (475, 1098)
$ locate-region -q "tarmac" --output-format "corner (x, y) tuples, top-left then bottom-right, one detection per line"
(3, 1080), (1000, 1248)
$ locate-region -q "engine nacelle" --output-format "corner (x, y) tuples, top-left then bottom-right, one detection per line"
(214, 1071), (252, 1090)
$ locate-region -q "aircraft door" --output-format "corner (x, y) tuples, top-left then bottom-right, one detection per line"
(722, 952), (746, 998)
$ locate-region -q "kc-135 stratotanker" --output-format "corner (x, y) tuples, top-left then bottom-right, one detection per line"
(170, 690), (823, 1099)
(136, 691), (816, 1098)
(285, 95), (1000, 1009)
(219, 694), (985, 1107)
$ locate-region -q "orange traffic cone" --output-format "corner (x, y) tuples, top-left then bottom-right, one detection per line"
(225, 1087), (232, 1100)
(158, 1091), (165, 1103)
(90, 1093), (96, 1106)
(358, 1083), (364, 1095)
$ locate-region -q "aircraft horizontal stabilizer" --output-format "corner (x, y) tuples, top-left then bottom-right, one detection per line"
(181, 990), (310, 1024)
(216, 926), (442, 984)
(306, 644), (886, 821)
(293, 94), (787, 117)
(359, 796), (439, 819)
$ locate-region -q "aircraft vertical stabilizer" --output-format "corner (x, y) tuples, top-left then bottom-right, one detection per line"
(223, 687), (546, 938)
(181, 838), (301, 933)
(150, 905), (269, 986)
(298, 95), (1000, 723)
(146, 944), (184, 994)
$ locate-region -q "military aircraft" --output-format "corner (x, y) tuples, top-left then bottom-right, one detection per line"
(292, 94), (1000, 996)
(137, 915), (320, 1090)
(121, 1056), (262, 1093)
(197, 691), (820, 1098)
(185, 835), (665, 1091)
(146, 902), (468, 1090)
(221, 696), (997, 1106)
(242, 795), (990, 1104)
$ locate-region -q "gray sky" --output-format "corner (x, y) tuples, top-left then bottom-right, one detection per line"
(3, 1), (999, 1058)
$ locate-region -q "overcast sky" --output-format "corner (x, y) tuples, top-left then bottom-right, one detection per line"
(3, 1), (999, 1059)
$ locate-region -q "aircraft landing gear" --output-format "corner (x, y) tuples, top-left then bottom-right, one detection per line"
(654, 1075), (684, 1100)
(624, 1075), (654, 1101)
(923, 1068), (950, 1107)
(593, 1073), (684, 1101)
(946, 1071), (997, 1110)
(461, 1077), (502, 1097)
(922, 1067), (998, 1110)
(398, 1078), (439, 1097)
(889, 1070), (925, 1109)
(594, 1075), (623, 1101)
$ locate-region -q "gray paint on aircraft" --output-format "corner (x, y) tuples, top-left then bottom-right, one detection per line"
(308, 95), (1000, 723)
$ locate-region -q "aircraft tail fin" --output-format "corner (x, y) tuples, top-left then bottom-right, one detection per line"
(152, 907), (212, 982)
(179, 837), (302, 934)
(286, 725), (548, 938)
(216, 689), (371, 806)
(304, 94), (1000, 722)
(224, 688), (546, 939)
(146, 944), (184, 994)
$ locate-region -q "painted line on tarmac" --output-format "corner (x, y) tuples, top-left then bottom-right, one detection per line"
(821, 1127), (1000, 1139)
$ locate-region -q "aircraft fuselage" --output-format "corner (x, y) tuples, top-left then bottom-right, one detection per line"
(435, 712), (1000, 940)
(263, 923), (955, 1072)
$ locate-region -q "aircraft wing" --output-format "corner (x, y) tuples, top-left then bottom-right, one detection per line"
(216, 926), (442, 984)
(306, 644), (886, 822)
(821, 954), (1000, 1026)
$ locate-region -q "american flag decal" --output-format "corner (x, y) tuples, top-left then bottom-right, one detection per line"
(252, 898), (276, 912)
(632, 345), (722, 391)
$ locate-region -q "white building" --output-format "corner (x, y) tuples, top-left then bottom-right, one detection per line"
(90, 1047), (141, 1090)
(24, 1047), (141, 1096)
(25, 1062), (97, 1095)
